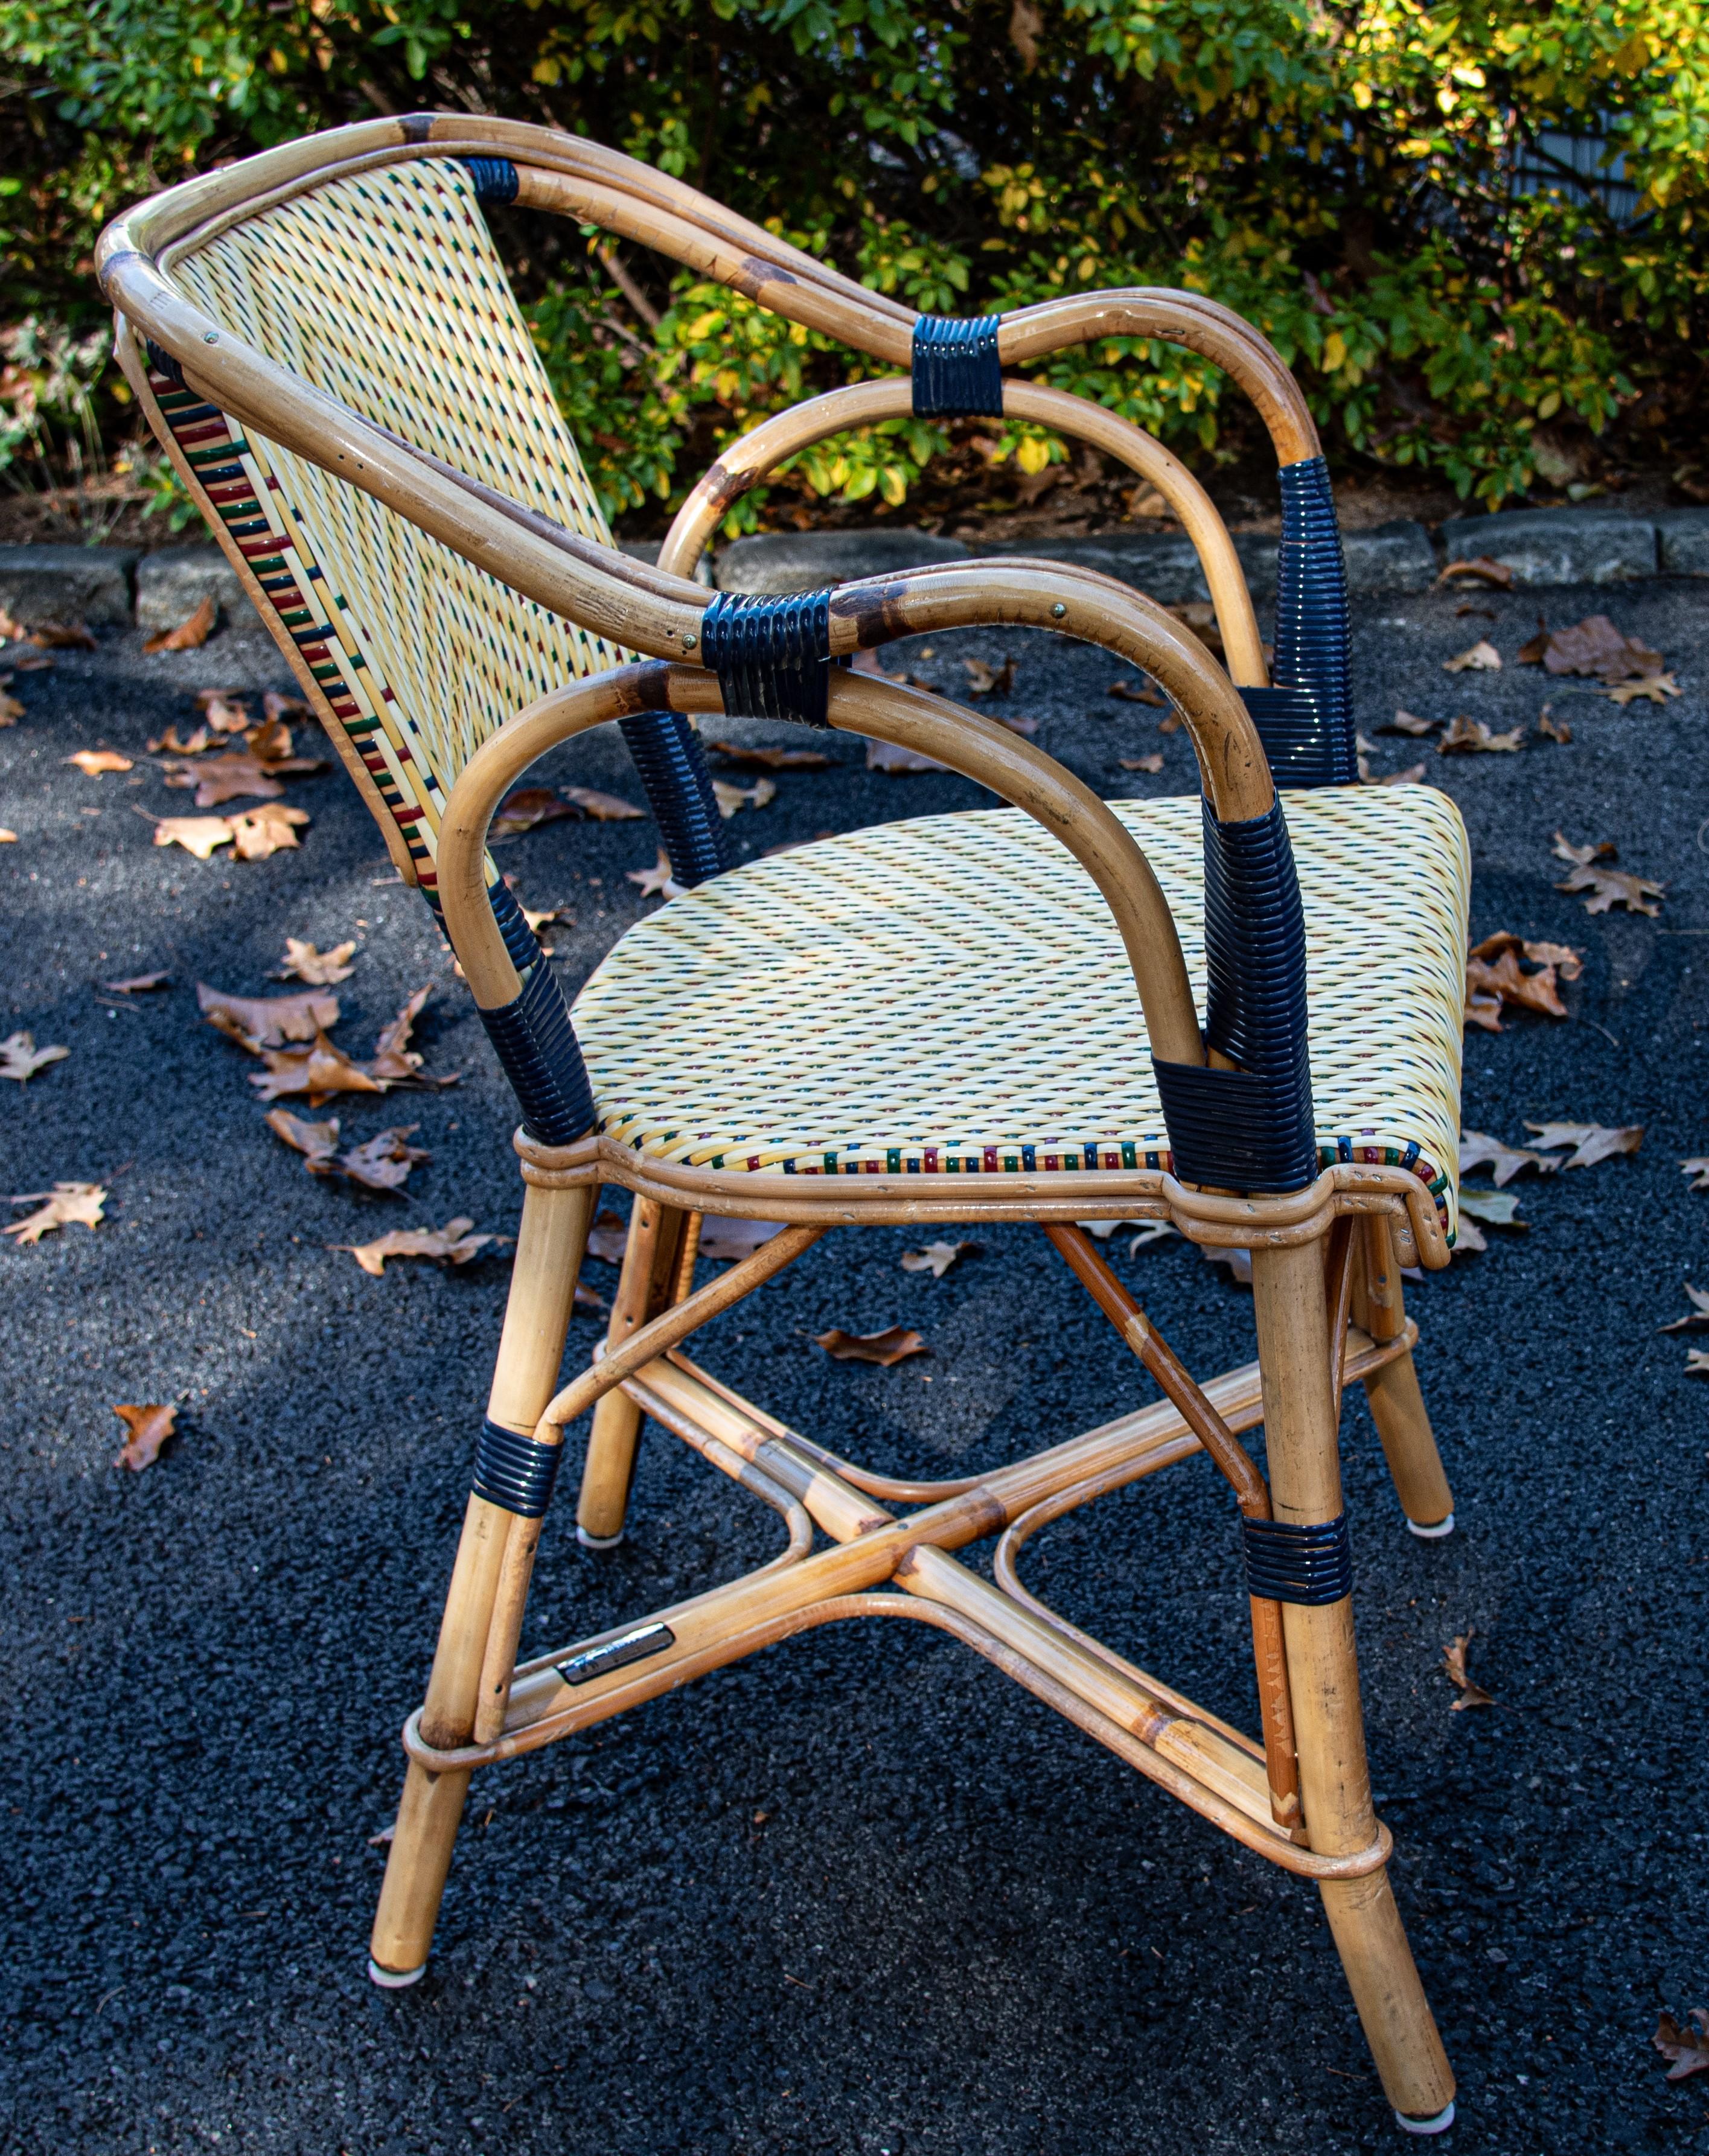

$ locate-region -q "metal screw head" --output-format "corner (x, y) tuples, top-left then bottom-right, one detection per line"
(680, 631), (698, 651)
(1050, 602), (1067, 619)
(202, 330), (219, 344)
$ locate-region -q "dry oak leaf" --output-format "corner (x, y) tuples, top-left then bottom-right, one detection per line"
(699, 1217), (786, 1262)
(331, 1217), (510, 1277)
(147, 724), (211, 755)
(1551, 831), (1664, 917)
(5, 1182), (106, 1243)
(1688, 1350), (1709, 1377)
(1442, 1630), (1495, 1710)
(963, 655), (1016, 697)
(1451, 1213), (1487, 1254)
(1, 1031), (69, 1082)
(1119, 754), (1164, 774)
(1439, 715), (1525, 754)
(1459, 1132), (1559, 1187)
(31, 620), (97, 650)
(1655, 2010), (1709, 2081)
(712, 777), (776, 818)
(575, 1279), (609, 1313)
(626, 850), (685, 900)
(101, 971), (169, 993)
(243, 716), (296, 763)
(198, 982), (341, 1047)
(584, 1208), (631, 1265)
(1457, 1187), (1525, 1232)
(1108, 676), (1165, 706)
(900, 1240), (980, 1278)
(0, 689), (24, 725)
(264, 1108), (340, 1166)
(1536, 706), (1573, 744)
(262, 690), (308, 724)
(1464, 948), (1568, 1029)
(1376, 763), (1428, 786)
(1603, 671), (1681, 706)
(162, 747), (323, 808)
(1203, 1246), (1254, 1285)
(1472, 930), (1583, 981)
(152, 814), (237, 860)
(1436, 555), (1515, 590)
(1525, 1120), (1643, 1169)
(275, 937), (356, 986)
(708, 740), (831, 771)
(564, 785), (644, 821)
(1682, 1158), (1709, 1193)
(194, 689), (251, 732)
(1381, 709), (1440, 736)
(229, 803), (310, 859)
(113, 1403), (177, 1472)
(1660, 1285), (1709, 1334)
(142, 595), (217, 654)
(867, 735), (944, 774)
(1166, 601), (1224, 657)
(65, 748), (133, 776)
(816, 1325), (928, 1366)
(1443, 639), (1501, 674)
(489, 786), (575, 838)
(1520, 613), (1664, 681)
(264, 1109), (430, 1193)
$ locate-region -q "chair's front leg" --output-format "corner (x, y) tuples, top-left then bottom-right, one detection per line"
(575, 1199), (692, 1547)
(368, 1178), (595, 1986)
(1251, 1242), (1456, 2132)
(1352, 1218), (1454, 1537)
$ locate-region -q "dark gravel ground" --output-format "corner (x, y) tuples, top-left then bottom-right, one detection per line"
(3, 576), (1708, 2155)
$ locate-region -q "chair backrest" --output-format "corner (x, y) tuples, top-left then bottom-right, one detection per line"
(145, 156), (626, 885)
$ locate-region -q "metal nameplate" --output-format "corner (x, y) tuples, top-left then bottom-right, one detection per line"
(556, 1622), (677, 1687)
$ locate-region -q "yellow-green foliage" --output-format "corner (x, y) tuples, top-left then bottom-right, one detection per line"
(2, 1), (1704, 515)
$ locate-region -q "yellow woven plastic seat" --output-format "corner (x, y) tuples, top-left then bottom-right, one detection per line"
(575, 784), (1469, 1237)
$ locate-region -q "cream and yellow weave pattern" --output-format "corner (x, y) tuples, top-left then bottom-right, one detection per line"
(166, 158), (624, 875)
(574, 785), (1471, 1234)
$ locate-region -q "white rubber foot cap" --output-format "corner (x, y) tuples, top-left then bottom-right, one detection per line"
(368, 1957), (427, 1990)
(1407, 1511), (1455, 1540)
(577, 1524), (624, 1550)
(1394, 2100), (1455, 2136)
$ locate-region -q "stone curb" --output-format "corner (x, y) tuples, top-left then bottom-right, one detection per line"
(1, 503), (1704, 637)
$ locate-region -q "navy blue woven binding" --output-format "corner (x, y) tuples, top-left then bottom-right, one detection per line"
(1151, 797), (1317, 1193)
(471, 1417), (561, 1517)
(699, 590), (835, 729)
(144, 339), (185, 388)
(476, 880), (596, 1144)
(459, 156), (519, 207)
(1243, 1513), (1352, 1605)
(617, 712), (730, 886)
(1256, 454), (1356, 787)
(912, 315), (1005, 418)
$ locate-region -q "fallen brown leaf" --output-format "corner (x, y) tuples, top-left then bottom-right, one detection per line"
(10, 651), (53, 671)
(712, 777), (776, 818)
(228, 803), (310, 859)
(699, 1217), (787, 1262)
(1536, 707), (1573, 743)
(816, 1325), (928, 1366)
(867, 735), (944, 774)
(1457, 1187), (1525, 1233)
(147, 724), (212, 755)
(490, 786), (575, 837)
(575, 1279), (609, 1313)
(368, 985), (440, 1081)
(222, 986), (454, 1105)
(65, 748), (133, 776)
(1454, 604), (1495, 620)
(101, 971), (170, 993)
(1119, 754), (1164, 774)
(1603, 671), (1681, 705)
(1688, 1350), (1709, 1377)
(1442, 1630), (1495, 1709)
(1451, 1214), (1488, 1253)
(1520, 613), (1664, 681)
(1109, 677), (1165, 706)
(0, 689), (23, 725)
(0, 829), (15, 843)
(1166, 601), (1224, 657)
(1524, 1120), (1643, 1169)
(1552, 832), (1664, 917)
(564, 785), (644, 821)
(1381, 709), (1440, 736)
(1682, 1158), (1709, 1193)
(1471, 930), (1583, 981)
(264, 1108), (429, 1192)
(4, 1182), (106, 1243)
(275, 937), (356, 985)
(1437, 555), (1513, 589)
(626, 850), (685, 899)
(1439, 715), (1525, 754)
(1443, 639), (1501, 674)
(142, 595), (217, 654)
(584, 1208), (630, 1264)
(1660, 1285), (1709, 1333)
(1463, 948), (1567, 1029)
(1157, 710), (1183, 735)
(963, 655), (1016, 697)
(198, 983), (341, 1047)
(708, 740), (831, 771)
(243, 716), (296, 763)
(1203, 1246), (1254, 1286)
(1, 1031), (70, 1082)
(194, 689), (251, 732)
(113, 1403), (177, 1472)
(331, 1217), (510, 1276)
(31, 620), (97, 650)
(262, 690), (309, 724)
(900, 1240), (980, 1278)
(162, 747), (324, 806)
(264, 1108), (340, 1166)
(1654, 2009), (1709, 2081)
(152, 815), (235, 859)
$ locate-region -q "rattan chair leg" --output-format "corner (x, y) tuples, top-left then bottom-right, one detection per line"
(1251, 1242), (1456, 2130)
(369, 1179), (593, 1983)
(577, 1200), (691, 1546)
(1350, 1219), (1454, 1535)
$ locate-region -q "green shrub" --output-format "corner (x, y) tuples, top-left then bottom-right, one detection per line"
(1, 0), (1704, 521)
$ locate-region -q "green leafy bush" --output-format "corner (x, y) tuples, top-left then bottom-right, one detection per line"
(1, 0), (1705, 521)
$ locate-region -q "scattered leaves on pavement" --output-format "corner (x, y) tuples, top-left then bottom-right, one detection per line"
(1381, 709), (1440, 736)
(147, 724), (211, 755)
(199, 983), (341, 1047)
(1459, 1132), (1560, 1187)
(113, 1403), (177, 1472)
(1119, 754), (1164, 773)
(1518, 613), (1664, 681)
(5, 1182), (106, 1243)
(699, 1217), (786, 1261)
(194, 689), (251, 732)
(1443, 639), (1501, 673)
(1, 1032), (69, 1082)
(490, 783), (642, 836)
(65, 748), (133, 776)
(963, 655), (1015, 696)
(1682, 1158), (1709, 1193)
(161, 744), (325, 808)
(867, 735), (944, 774)
(575, 1280), (609, 1313)
(563, 785), (645, 821)
(1457, 1187), (1525, 1233)
(1463, 940), (1571, 1031)
(816, 1325), (928, 1365)
(712, 777), (776, 818)
(152, 814), (239, 860)
(901, 1240), (980, 1278)
(1603, 671), (1681, 705)
(1108, 676), (1165, 706)
(1660, 1286), (1709, 1334)
(1552, 832), (1664, 917)
(30, 620), (97, 650)
(331, 1218), (511, 1276)
(1524, 1120), (1643, 1169)
(265, 1110), (430, 1192)
(212, 984), (456, 1105)
(101, 971), (170, 993)
(1536, 706), (1573, 743)
(275, 938), (356, 985)
(1654, 2010), (1709, 2082)
(142, 596), (217, 654)
(1439, 715), (1525, 754)
(1442, 1630), (1495, 1710)
(626, 851), (685, 899)
(708, 740), (831, 770)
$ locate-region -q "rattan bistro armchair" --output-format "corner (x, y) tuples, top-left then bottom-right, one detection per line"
(101, 116), (1468, 2135)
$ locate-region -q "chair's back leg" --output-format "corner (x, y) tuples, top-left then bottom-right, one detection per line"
(1350, 1219), (1455, 1534)
(368, 1179), (595, 1985)
(575, 1201), (693, 1546)
(1251, 1242), (1457, 2128)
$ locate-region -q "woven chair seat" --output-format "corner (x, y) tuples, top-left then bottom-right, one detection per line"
(574, 782), (1470, 1237)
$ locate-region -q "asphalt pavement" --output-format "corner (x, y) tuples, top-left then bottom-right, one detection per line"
(2, 573), (1707, 2154)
